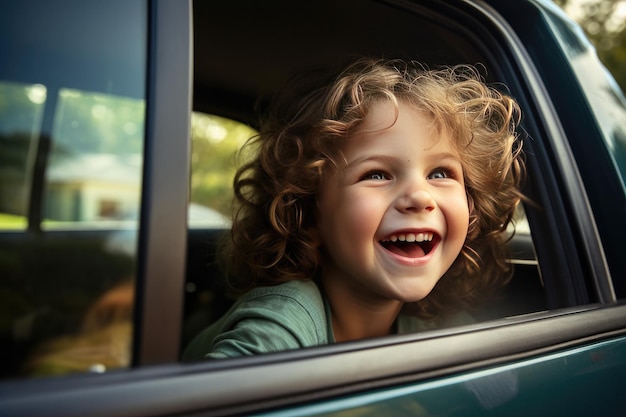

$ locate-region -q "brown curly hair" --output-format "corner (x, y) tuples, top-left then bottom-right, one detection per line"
(221, 58), (525, 319)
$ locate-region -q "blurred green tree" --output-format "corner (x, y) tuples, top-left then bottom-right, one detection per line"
(555, 0), (626, 91)
(190, 113), (256, 216)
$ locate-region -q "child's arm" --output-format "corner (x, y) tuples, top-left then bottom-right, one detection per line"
(182, 280), (328, 360)
(207, 314), (320, 359)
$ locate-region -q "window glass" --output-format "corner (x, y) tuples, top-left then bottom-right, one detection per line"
(42, 89), (144, 229)
(0, 0), (146, 379)
(0, 82), (46, 230)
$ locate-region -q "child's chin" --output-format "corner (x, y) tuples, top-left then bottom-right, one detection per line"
(400, 292), (434, 303)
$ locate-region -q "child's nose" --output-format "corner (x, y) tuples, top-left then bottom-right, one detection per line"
(396, 187), (436, 213)
(397, 175), (437, 212)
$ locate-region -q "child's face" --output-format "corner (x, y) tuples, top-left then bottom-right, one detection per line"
(316, 100), (469, 305)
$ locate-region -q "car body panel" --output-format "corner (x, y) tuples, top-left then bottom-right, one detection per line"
(254, 336), (626, 417)
(489, 0), (625, 302)
(1, 303), (625, 416)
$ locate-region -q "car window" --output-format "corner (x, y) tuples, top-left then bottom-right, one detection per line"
(0, 0), (146, 379)
(181, 0), (554, 362)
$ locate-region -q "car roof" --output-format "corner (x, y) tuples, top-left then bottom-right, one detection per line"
(192, 0), (485, 126)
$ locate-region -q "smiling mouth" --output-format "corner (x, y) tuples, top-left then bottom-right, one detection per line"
(380, 232), (437, 258)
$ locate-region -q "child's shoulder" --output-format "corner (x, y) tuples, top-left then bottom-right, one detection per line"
(244, 279), (323, 304)
(228, 279), (327, 334)
(237, 279), (325, 321)
(182, 280), (327, 360)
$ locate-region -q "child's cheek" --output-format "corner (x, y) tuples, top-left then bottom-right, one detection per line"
(443, 191), (470, 243)
(332, 189), (384, 240)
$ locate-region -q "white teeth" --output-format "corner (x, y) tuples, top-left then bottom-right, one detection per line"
(382, 232), (434, 242)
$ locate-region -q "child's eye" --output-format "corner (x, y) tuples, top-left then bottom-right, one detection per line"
(428, 168), (453, 180)
(360, 171), (389, 181)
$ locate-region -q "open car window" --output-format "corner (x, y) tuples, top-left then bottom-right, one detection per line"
(181, 0), (552, 361)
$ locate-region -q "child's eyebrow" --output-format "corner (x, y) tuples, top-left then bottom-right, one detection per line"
(428, 152), (463, 165)
(345, 152), (462, 168)
(343, 154), (396, 169)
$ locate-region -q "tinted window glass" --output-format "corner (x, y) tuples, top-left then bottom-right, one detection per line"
(0, 0), (146, 379)
(0, 82), (45, 229)
(42, 89), (144, 228)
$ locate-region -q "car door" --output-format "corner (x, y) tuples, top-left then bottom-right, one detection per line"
(1, 0), (626, 416)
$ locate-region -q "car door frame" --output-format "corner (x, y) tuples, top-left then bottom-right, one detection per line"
(132, 0), (192, 367)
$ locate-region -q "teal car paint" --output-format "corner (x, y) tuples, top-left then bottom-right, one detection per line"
(256, 336), (626, 416)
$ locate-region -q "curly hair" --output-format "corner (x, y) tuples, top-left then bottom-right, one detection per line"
(221, 58), (525, 319)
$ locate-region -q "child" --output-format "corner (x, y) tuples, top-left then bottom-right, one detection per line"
(183, 58), (525, 360)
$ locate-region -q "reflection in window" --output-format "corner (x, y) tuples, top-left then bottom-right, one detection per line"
(0, 82), (47, 230)
(0, 0), (147, 380)
(0, 87), (145, 379)
(42, 89), (144, 228)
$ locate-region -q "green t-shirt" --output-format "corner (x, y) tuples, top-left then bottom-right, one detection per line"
(182, 279), (471, 361)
